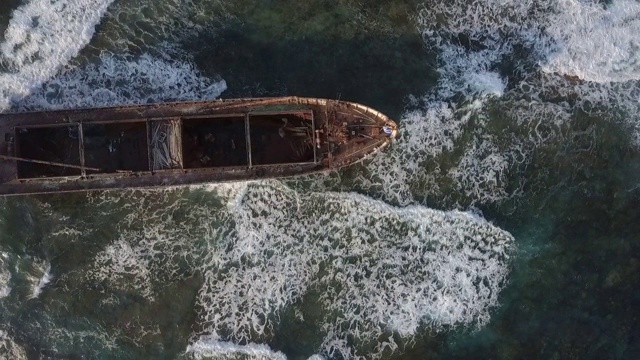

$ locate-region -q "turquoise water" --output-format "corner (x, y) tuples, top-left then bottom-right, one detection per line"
(1, 0), (640, 359)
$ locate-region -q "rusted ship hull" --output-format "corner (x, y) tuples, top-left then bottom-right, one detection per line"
(0, 97), (397, 196)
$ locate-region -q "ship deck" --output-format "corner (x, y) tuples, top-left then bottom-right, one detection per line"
(0, 97), (396, 195)
(0, 108), (320, 183)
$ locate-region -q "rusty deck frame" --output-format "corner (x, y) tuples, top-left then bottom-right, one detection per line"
(0, 97), (397, 196)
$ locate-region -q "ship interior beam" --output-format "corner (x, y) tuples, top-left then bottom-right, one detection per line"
(14, 124), (83, 179)
(146, 118), (153, 173)
(310, 111), (317, 164)
(78, 121), (86, 177)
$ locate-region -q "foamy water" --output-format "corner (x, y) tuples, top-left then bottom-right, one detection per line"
(186, 337), (287, 360)
(356, 0), (640, 208)
(79, 182), (513, 358)
(0, 0), (116, 109)
(0, 330), (28, 360)
(1, 0), (638, 358)
(542, 0), (640, 83)
(0, 5), (520, 352)
(0, 253), (10, 299)
(0, 0), (226, 111)
(29, 261), (52, 299)
(13, 53), (227, 111)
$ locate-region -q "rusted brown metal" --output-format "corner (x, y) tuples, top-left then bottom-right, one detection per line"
(78, 121), (87, 176)
(244, 113), (252, 167)
(0, 97), (398, 196)
(0, 154), (102, 172)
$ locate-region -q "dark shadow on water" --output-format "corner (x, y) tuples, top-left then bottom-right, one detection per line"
(185, 21), (437, 121)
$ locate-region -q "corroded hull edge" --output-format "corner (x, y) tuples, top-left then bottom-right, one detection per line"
(0, 96), (397, 196)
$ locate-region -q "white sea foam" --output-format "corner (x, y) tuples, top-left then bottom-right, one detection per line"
(313, 193), (512, 358)
(78, 181), (513, 359)
(0, 253), (10, 299)
(196, 182), (319, 343)
(361, 0), (640, 207)
(0, 330), (27, 360)
(361, 100), (477, 205)
(0, 1), (526, 357)
(0, 0), (115, 109)
(541, 0), (640, 83)
(91, 239), (155, 299)
(29, 260), (52, 299)
(50, 227), (84, 238)
(193, 182), (513, 358)
(465, 71), (506, 98)
(186, 336), (287, 360)
(14, 53), (227, 111)
(83, 187), (237, 301)
(14, 311), (121, 357)
(352, 0), (542, 206)
(521, 0), (640, 137)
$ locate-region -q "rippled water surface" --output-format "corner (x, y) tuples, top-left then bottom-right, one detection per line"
(0, 0), (639, 359)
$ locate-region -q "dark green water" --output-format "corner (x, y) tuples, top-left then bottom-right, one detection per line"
(1, 0), (639, 359)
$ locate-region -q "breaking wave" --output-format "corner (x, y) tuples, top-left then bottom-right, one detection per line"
(13, 53), (227, 111)
(0, 253), (10, 299)
(541, 0), (640, 83)
(0, 330), (27, 360)
(29, 260), (52, 299)
(206, 183), (512, 358)
(0, 0), (116, 109)
(79, 182), (513, 358)
(186, 337), (287, 360)
(0, 0), (227, 112)
(0, 0), (555, 358)
(355, 0), (640, 207)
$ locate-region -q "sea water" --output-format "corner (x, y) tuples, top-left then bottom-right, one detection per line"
(0, 0), (639, 359)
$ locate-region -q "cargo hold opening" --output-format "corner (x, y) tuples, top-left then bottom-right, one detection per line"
(83, 122), (150, 174)
(15, 125), (82, 179)
(249, 112), (315, 166)
(182, 115), (248, 168)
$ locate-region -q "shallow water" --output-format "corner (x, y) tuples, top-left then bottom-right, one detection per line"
(0, 0), (639, 359)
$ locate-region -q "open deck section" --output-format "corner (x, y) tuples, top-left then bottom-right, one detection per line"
(8, 109), (321, 180)
(83, 122), (149, 174)
(0, 97), (397, 195)
(249, 111), (315, 166)
(9, 111), (317, 180)
(16, 125), (82, 178)
(182, 115), (248, 168)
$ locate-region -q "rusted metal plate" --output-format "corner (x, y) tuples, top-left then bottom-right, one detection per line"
(0, 97), (397, 196)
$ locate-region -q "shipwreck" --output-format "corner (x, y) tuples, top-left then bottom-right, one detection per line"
(0, 96), (397, 196)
